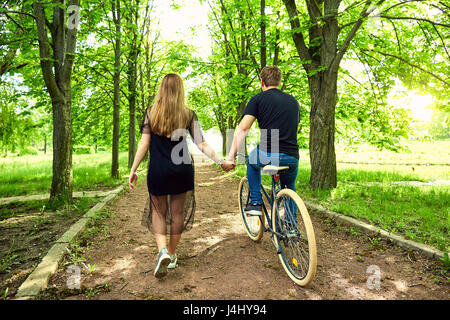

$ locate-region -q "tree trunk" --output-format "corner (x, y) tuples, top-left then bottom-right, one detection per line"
(127, 6), (139, 170)
(111, 0), (121, 179)
(127, 80), (136, 170)
(220, 129), (227, 156)
(283, 0), (344, 190)
(273, 15), (280, 66)
(33, 1), (79, 204)
(308, 72), (338, 189)
(50, 98), (73, 203)
(260, 0), (266, 69)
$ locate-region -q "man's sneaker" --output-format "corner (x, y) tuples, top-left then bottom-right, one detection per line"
(168, 253), (177, 269)
(154, 248), (171, 278)
(245, 203), (262, 216)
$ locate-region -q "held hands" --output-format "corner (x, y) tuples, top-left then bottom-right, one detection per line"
(220, 159), (235, 172)
(129, 170), (138, 189)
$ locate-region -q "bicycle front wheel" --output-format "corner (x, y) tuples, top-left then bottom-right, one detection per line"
(238, 177), (264, 241)
(272, 188), (317, 286)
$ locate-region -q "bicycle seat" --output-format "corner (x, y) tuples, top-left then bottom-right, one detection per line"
(262, 165), (290, 175)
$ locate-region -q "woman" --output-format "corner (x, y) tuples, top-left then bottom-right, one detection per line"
(129, 73), (233, 278)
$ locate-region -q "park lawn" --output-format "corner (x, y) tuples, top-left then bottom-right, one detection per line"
(301, 141), (450, 181)
(0, 195), (101, 286)
(0, 152), (135, 197)
(233, 162), (449, 252)
(333, 140), (450, 166)
(0, 196), (99, 221)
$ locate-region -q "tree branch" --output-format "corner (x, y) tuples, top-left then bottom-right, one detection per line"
(282, 0), (312, 71)
(339, 0), (367, 15)
(388, 19), (402, 55)
(3, 12), (25, 30)
(332, 0), (385, 71)
(354, 50), (383, 104)
(361, 48), (449, 86)
(62, 0), (80, 85)
(430, 22), (450, 60)
(0, 10), (35, 19)
(32, 2), (61, 100)
(207, 0), (238, 64)
(381, 0), (427, 14)
(380, 15), (450, 28)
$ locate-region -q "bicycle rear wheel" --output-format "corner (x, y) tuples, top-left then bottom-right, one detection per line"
(238, 177), (264, 241)
(272, 188), (317, 286)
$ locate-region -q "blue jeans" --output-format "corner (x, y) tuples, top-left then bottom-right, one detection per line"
(247, 147), (299, 222)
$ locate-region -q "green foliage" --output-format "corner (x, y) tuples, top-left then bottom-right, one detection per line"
(1, 0), (449, 188)
(441, 253), (450, 273)
(18, 146), (39, 156)
(0, 237), (20, 273)
(0, 152), (130, 197)
(427, 110), (450, 140)
(2, 288), (9, 300)
(0, 81), (44, 156)
(73, 146), (93, 155)
(336, 75), (413, 151)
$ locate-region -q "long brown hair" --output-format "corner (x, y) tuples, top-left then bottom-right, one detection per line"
(148, 73), (191, 138)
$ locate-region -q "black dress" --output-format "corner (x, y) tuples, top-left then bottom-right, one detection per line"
(139, 107), (204, 234)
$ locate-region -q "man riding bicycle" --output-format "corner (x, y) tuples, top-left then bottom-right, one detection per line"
(226, 66), (300, 218)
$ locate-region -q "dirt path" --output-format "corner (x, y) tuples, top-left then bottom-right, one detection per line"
(45, 161), (449, 300)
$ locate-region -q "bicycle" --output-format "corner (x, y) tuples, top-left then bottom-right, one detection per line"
(237, 153), (317, 286)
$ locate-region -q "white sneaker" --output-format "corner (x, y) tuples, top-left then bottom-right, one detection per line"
(168, 253), (177, 269)
(245, 203), (263, 216)
(154, 248), (171, 278)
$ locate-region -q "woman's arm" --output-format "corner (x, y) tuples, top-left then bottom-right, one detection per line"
(195, 141), (222, 164)
(189, 112), (234, 171)
(129, 133), (151, 189)
(227, 115), (255, 162)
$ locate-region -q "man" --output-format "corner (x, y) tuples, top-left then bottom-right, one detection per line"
(226, 66), (300, 217)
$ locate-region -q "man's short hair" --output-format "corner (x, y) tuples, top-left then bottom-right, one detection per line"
(260, 66), (282, 87)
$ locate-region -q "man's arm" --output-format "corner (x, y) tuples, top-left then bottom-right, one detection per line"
(226, 115), (256, 161)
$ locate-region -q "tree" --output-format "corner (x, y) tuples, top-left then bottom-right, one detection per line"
(124, 0), (152, 169)
(205, 0), (266, 153)
(32, 0), (80, 204)
(282, 0), (449, 189)
(110, 0), (121, 179)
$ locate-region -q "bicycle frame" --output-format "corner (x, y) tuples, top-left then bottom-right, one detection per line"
(260, 175), (286, 240)
(238, 153), (317, 286)
(239, 152), (288, 240)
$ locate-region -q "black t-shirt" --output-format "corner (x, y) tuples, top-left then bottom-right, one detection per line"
(242, 88), (300, 159)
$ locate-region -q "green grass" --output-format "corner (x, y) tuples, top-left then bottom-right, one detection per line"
(336, 163), (449, 181)
(0, 196), (99, 221)
(233, 141), (450, 252)
(0, 152), (138, 197)
(0, 238), (20, 273)
(299, 182), (449, 252)
(299, 140), (450, 181)
(334, 140), (450, 165)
